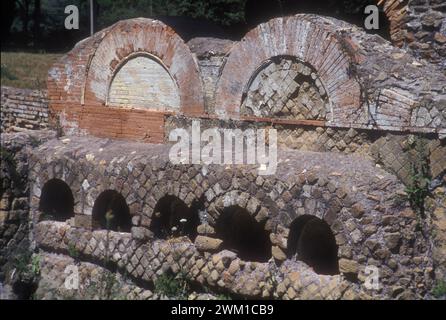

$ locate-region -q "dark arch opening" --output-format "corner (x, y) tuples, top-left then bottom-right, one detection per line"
(215, 206), (271, 262)
(244, 0), (391, 41)
(288, 215), (339, 275)
(150, 195), (200, 240)
(39, 178), (74, 221)
(92, 190), (131, 232)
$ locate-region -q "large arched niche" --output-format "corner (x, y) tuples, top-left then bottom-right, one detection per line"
(149, 195), (200, 241)
(107, 53), (181, 111)
(92, 190), (132, 232)
(215, 205), (272, 262)
(241, 55), (330, 121)
(39, 178), (75, 222)
(287, 214), (339, 275)
(83, 18), (204, 114)
(215, 15), (364, 126)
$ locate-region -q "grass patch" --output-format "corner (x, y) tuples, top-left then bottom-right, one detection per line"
(432, 279), (446, 299)
(1, 52), (63, 89)
(154, 272), (190, 299)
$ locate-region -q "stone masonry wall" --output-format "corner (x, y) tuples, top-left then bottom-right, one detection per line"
(406, 0), (446, 67)
(0, 131), (55, 291)
(426, 180), (446, 283)
(165, 115), (446, 186)
(1, 87), (49, 133)
(35, 252), (156, 300)
(26, 136), (438, 299)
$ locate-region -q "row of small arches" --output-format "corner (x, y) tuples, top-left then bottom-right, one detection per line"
(38, 178), (339, 275)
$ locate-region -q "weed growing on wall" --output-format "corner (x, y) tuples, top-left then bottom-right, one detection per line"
(154, 272), (189, 299)
(431, 279), (446, 299)
(1, 149), (21, 189)
(67, 243), (80, 262)
(405, 136), (431, 220)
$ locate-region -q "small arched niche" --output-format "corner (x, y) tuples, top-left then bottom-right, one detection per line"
(92, 190), (131, 232)
(241, 56), (330, 121)
(288, 215), (339, 275)
(107, 54), (181, 111)
(215, 205), (271, 262)
(39, 179), (74, 221)
(150, 195), (200, 240)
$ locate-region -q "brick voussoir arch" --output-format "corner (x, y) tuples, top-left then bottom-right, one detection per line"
(214, 14), (364, 127)
(47, 24), (115, 107)
(83, 18), (204, 114)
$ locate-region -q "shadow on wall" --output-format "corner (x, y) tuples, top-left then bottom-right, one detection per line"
(39, 179), (74, 222)
(215, 205), (272, 262)
(92, 190), (132, 232)
(287, 215), (339, 275)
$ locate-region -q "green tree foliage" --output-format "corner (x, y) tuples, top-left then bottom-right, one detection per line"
(2, 0), (389, 50)
(95, 0), (246, 28)
(1, 0), (17, 38)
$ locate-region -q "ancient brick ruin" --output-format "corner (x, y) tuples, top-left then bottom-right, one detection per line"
(1, 87), (49, 133)
(1, 5), (446, 300)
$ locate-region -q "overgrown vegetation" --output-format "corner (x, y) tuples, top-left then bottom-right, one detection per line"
(13, 251), (41, 279)
(431, 279), (446, 299)
(78, 269), (125, 300)
(14, 250), (40, 280)
(1, 149), (17, 171)
(154, 271), (189, 299)
(30, 254), (41, 276)
(13, 250), (33, 275)
(67, 243), (80, 261)
(216, 293), (233, 300)
(97, 271), (121, 300)
(405, 136), (431, 219)
(11, 250), (41, 299)
(1, 148), (21, 190)
(29, 135), (42, 148)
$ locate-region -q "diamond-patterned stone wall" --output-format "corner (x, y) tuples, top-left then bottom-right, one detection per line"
(28, 136), (435, 299)
(241, 57), (329, 121)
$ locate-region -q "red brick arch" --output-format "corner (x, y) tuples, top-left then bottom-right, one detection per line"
(214, 15), (363, 126)
(83, 18), (204, 114)
(47, 18), (204, 142)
